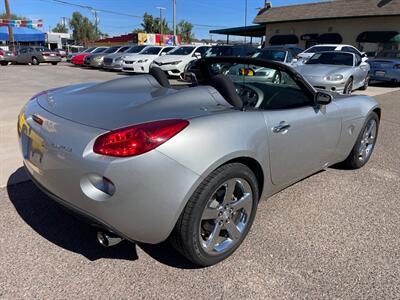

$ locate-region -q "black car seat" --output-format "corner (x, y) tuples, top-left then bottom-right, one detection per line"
(149, 67), (171, 88)
(209, 74), (243, 108)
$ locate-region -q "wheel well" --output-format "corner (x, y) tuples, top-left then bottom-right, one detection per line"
(373, 107), (381, 120)
(225, 157), (264, 198)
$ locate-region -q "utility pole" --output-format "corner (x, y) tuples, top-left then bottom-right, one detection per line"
(156, 6), (166, 45)
(172, 0), (176, 44)
(94, 10), (98, 38)
(4, 0), (15, 52)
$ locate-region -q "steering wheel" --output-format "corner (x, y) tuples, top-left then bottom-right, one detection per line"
(234, 83), (264, 107)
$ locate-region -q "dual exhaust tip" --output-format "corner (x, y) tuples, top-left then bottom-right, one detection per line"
(97, 231), (123, 247)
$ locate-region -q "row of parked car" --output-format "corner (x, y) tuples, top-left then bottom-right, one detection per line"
(2, 43), (399, 94)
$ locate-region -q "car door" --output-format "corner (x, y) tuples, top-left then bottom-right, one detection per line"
(16, 48), (26, 63)
(353, 54), (369, 87)
(260, 70), (342, 186)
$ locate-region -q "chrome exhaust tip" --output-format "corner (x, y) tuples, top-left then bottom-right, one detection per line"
(97, 231), (123, 247)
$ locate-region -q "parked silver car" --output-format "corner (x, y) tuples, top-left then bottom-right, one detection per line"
(295, 51), (370, 94)
(18, 57), (380, 266)
(88, 45), (130, 68)
(0, 49), (15, 65)
(103, 45), (147, 71)
(14, 46), (61, 65)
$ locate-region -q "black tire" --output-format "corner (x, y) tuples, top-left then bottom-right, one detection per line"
(341, 112), (379, 169)
(170, 163), (259, 266)
(0, 61), (8, 66)
(31, 57), (39, 65)
(51, 62), (58, 65)
(360, 75), (370, 91)
(344, 77), (353, 94)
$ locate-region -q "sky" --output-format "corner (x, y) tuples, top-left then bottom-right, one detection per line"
(2, 0), (321, 39)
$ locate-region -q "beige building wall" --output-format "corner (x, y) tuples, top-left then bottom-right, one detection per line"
(264, 16), (400, 49)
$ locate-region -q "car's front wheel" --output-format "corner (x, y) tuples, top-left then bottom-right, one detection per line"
(342, 112), (379, 169)
(31, 57), (39, 65)
(0, 61), (8, 66)
(344, 77), (353, 94)
(360, 75), (370, 91)
(170, 163), (259, 266)
(51, 62), (58, 65)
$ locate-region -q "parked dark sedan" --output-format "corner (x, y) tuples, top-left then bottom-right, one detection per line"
(368, 50), (400, 84)
(204, 44), (257, 57)
(14, 46), (61, 65)
(253, 45), (303, 65)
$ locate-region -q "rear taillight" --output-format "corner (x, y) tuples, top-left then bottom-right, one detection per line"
(0, 50), (3, 56)
(42, 52), (49, 56)
(93, 119), (189, 157)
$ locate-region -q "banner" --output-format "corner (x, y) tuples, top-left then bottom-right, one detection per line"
(0, 19), (43, 29)
(137, 32), (180, 46)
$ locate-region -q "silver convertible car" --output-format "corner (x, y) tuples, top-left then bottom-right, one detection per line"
(295, 51), (370, 94)
(18, 57), (380, 266)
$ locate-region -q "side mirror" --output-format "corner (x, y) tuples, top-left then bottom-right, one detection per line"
(193, 52), (202, 59)
(160, 52), (167, 56)
(315, 91), (332, 106)
(181, 71), (198, 85)
(291, 58), (298, 63)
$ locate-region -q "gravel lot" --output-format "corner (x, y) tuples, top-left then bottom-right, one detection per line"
(1, 63), (400, 299)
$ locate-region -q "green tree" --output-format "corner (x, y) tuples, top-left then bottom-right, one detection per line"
(52, 22), (68, 33)
(0, 12), (26, 20)
(140, 12), (171, 34)
(177, 20), (194, 43)
(69, 11), (99, 43)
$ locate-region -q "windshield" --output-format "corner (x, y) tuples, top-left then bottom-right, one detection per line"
(306, 52), (354, 66)
(205, 47), (232, 57)
(253, 50), (287, 62)
(83, 48), (95, 53)
(167, 46), (195, 55)
(305, 46), (336, 53)
(127, 45), (147, 53)
(93, 47), (107, 53)
(118, 46), (131, 53)
(376, 51), (400, 59)
(104, 46), (121, 53)
(35, 47), (52, 52)
(140, 47), (162, 55)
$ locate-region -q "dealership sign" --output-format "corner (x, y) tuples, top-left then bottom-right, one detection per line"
(0, 19), (43, 29)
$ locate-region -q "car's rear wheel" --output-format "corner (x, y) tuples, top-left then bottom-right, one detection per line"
(31, 57), (39, 65)
(51, 62), (58, 65)
(170, 163), (259, 266)
(342, 112), (379, 169)
(344, 77), (353, 94)
(360, 75), (370, 91)
(0, 61), (8, 66)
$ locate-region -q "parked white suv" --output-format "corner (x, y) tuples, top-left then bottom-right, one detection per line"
(298, 44), (366, 63)
(122, 46), (175, 73)
(151, 45), (210, 77)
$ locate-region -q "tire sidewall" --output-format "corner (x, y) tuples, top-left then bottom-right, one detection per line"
(349, 112), (379, 168)
(31, 57), (39, 65)
(344, 78), (353, 94)
(187, 163), (259, 266)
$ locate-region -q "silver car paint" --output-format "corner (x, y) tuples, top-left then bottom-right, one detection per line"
(295, 55), (370, 93)
(18, 71), (380, 244)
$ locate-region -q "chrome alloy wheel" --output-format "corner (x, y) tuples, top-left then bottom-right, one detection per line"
(199, 178), (253, 255)
(358, 119), (377, 162)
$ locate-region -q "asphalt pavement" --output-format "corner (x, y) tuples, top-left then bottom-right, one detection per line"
(0, 63), (399, 299)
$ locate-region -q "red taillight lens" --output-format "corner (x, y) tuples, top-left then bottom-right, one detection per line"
(0, 50), (3, 56)
(93, 119), (189, 157)
(42, 52), (49, 56)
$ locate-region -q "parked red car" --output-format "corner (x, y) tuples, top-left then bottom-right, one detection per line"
(71, 47), (107, 65)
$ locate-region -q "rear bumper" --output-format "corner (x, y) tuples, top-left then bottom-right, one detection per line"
(42, 56), (61, 62)
(18, 100), (200, 244)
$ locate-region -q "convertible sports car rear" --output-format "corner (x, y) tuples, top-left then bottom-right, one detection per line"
(18, 58), (380, 266)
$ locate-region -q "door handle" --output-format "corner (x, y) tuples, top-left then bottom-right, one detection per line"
(272, 121), (291, 133)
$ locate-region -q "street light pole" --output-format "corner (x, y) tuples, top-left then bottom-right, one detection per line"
(172, 0), (176, 44)
(4, 0), (15, 52)
(156, 6), (166, 45)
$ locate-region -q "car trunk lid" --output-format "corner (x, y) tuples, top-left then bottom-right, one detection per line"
(37, 75), (228, 130)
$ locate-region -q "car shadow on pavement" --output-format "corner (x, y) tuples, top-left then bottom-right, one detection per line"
(6, 168), (199, 269)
